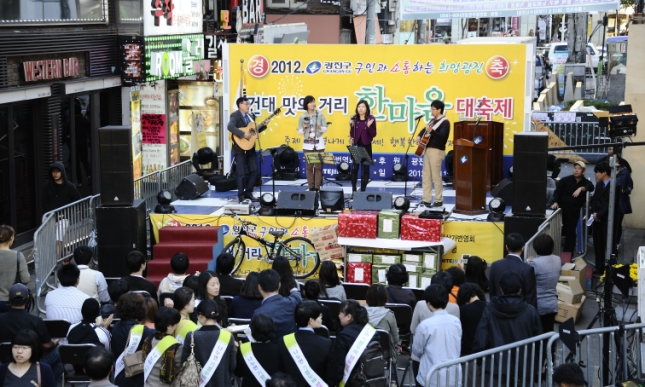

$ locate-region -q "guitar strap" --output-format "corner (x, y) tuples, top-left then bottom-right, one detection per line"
(425, 116), (446, 136)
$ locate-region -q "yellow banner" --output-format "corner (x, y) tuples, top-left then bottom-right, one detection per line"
(228, 44), (527, 157)
(131, 89), (143, 179)
(441, 220), (505, 269)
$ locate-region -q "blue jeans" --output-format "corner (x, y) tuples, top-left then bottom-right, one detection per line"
(234, 150), (258, 199)
(42, 346), (63, 381)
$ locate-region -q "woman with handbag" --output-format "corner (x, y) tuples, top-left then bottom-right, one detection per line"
(0, 329), (56, 387)
(234, 313), (280, 387)
(0, 225), (30, 313)
(180, 300), (236, 387)
(141, 307), (183, 387)
(196, 271), (229, 327)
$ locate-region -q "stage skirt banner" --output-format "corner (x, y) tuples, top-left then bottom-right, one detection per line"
(225, 44), (528, 180)
(441, 220), (505, 269)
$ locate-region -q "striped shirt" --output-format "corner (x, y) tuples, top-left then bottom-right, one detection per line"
(45, 286), (90, 324)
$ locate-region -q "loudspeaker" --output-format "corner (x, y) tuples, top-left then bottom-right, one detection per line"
(99, 126), (134, 206)
(352, 192), (392, 211)
(96, 200), (147, 277)
(175, 174), (209, 200)
(320, 187), (345, 213)
(503, 214), (546, 254)
(491, 178), (513, 206)
(512, 133), (548, 217)
(276, 190), (319, 216)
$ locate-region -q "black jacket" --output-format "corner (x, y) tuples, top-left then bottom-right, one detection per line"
(219, 274), (244, 297)
(591, 180), (621, 221)
(111, 319), (155, 387)
(417, 116), (451, 151)
(42, 161), (81, 213)
(234, 342), (281, 387)
(227, 110), (267, 154)
(459, 300), (487, 356)
(331, 322), (380, 385)
(552, 174), (594, 214)
(277, 329), (336, 387)
(488, 255), (538, 309)
(386, 285), (417, 311)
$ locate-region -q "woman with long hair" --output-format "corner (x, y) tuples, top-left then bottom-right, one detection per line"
(234, 314), (281, 387)
(349, 100), (377, 192)
(143, 296), (158, 330)
(172, 287), (198, 343)
(232, 272), (263, 319)
(272, 256), (298, 297)
(318, 260), (346, 300)
(141, 307), (183, 387)
(0, 225), (29, 313)
(463, 256), (489, 292)
(297, 95), (328, 191)
(0, 330), (56, 387)
(196, 271), (228, 327)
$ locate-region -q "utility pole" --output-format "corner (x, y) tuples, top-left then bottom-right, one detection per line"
(366, 0), (376, 43)
(417, 20), (427, 43)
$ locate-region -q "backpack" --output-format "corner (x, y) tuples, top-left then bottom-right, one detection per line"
(347, 340), (388, 387)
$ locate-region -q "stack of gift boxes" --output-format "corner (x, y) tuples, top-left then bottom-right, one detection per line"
(346, 251), (440, 287)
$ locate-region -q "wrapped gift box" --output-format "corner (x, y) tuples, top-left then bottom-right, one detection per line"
(373, 254), (401, 265)
(378, 210), (404, 239)
(406, 273), (419, 288)
(347, 262), (372, 284)
(419, 272), (435, 289)
(423, 252), (439, 272)
(372, 264), (390, 285)
(403, 253), (422, 264)
(347, 253), (373, 263)
(338, 210), (378, 239)
(401, 214), (442, 242)
(403, 263), (423, 274)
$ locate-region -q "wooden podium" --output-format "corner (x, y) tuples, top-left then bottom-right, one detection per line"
(453, 139), (487, 215)
(453, 121), (503, 191)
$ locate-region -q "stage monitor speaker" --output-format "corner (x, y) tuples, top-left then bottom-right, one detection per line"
(503, 214), (546, 255)
(320, 187), (345, 213)
(276, 190), (319, 216)
(99, 126), (134, 206)
(352, 192), (392, 211)
(491, 178), (513, 206)
(96, 200), (147, 277)
(512, 132), (548, 217)
(175, 174), (209, 200)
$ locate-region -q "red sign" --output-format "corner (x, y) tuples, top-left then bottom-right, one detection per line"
(247, 54), (269, 78)
(23, 58), (80, 82)
(511, 17), (520, 36)
(485, 56), (510, 80)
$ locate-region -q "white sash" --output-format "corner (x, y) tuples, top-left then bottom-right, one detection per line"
(340, 324), (377, 387)
(199, 329), (232, 387)
(143, 336), (179, 382)
(115, 324), (144, 377)
(241, 342), (271, 386)
(284, 333), (328, 387)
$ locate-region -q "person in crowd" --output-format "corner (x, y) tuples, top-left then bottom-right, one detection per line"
(267, 372), (298, 387)
(252, 269), (302, 342)
(412, 284), (462, 387)
(0, 225), (30, 313)
(111, 292), (155, 387)
(386, 263), (417, 310)
(216, 252), (244, 296)
(349, 100), (377, 192)
(601, 145), (631, 173)
(108, 279), (129, 306)
(365, 284), (399, 367)
(550, 161), (595, 254)
(529, 234), (560, 333)
(553, 362), (586, 387)
(73, 246), (110, 304)
(303, 280), (338, 332)
(488, 233), (537, 309)
(272, 256), (298, 298)
(591, 162), (622, 275)
(172, 287), (197, 343)
(234, 313), (281, 387)
(143, 296), (158, 330)
(197, 271), (229, 327)
(462, 256), (488, 292)
(121, 251), (159, 304)
(73, 103), (92, 185)
(141, 307), (183, 387)
(456, 283), (487, 357)
(331, 300), (379, 385)
(277, 301), (335, 386)
(182, 274), (199, 296)
(297, 95), (328, 191)
(416, 100), (450, 207)
(41, 161), (81, 213)
(445, 266), (465, 304)
(615, 156), (633, 247)
(0, 330), (56, 387)
(181, 300), (236, 387)
(45, 263), (90, 323)
(157, 253), (191, 298)
(68, 298), (112, 374)
(232, 272), (263, 319)
(84, 347), (117, 387)
(318, 260), (346, 301)
(472, 272), (542, 377)
(0, 284), (63, 380)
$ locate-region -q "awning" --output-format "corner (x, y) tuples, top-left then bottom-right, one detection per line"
(0, 85), (52, 104)
(61, 76), (122, 95)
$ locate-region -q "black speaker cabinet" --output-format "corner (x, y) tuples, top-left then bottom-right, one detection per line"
(512, 133), (548, 217)
(97, 200), (147, 277)
(352, 192), (392, 211)
(175, 174), (209, 200)
(276, 190), (319, 216)
(99, 126), (134, 206)
(503, 214), (546, 254)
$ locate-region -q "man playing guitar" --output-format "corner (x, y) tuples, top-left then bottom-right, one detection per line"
(415, 100), (450, 207)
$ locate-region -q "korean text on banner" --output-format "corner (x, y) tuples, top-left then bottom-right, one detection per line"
(441, 220), (504, 269)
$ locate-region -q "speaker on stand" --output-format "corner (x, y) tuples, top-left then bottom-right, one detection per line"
(512, 132), (548, 217)
(98, 126), (134, 206)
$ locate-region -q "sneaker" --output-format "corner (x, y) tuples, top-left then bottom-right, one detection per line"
(421, 201), (432, 207)
(431, 201), (443, 207)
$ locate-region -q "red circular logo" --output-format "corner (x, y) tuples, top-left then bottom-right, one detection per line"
(247, 55), (269, 78)
(485, 56), (510, 80)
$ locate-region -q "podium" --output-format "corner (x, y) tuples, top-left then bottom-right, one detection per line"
(453, 139), (487, 215)
(453, 121), (503, 191)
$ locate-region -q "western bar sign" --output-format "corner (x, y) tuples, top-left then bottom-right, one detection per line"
(23, 57), (80, 82)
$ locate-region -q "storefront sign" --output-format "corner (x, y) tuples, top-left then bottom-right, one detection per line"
(22, 58), (80, 82)
(120, 37), (146, 85)
(143, 0), (203, 36)
(131, 87), (143, 178)
(145, 34), (207, 82)
(241, 0), (263, 24)
(141, 82), (168, 172)
(204, 34), (228, 60)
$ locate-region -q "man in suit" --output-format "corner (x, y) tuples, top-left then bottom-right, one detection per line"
(252, 269), (302, 342)
(488, 233), (537, 309)
(227, 96), (266, 202)
(591, 161), (621, 275)
(277, 301), (336, 386)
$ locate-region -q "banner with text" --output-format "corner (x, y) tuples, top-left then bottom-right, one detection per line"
(441, 220), (505, 269)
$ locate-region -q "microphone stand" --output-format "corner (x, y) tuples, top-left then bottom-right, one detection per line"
(255, 116), (264, 199)
(402, 116), (423, 200)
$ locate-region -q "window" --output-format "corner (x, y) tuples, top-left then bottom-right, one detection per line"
(0, 0), (108, 24)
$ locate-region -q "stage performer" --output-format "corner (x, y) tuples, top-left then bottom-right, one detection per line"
(416, 100), (450, 207)
(297, 95), (327, 191)
(349, 100), (377, 192)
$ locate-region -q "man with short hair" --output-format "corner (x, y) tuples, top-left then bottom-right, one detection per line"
(416, 100), (451, 207)
(107, 279), (129, 305)
(591, 161), (622, 275)
(84, 347), (117, 387)
(157, 252), (191, 298)
(216, 252), (244, 296)
(120, 250), (158, 304)
(45, 263), (90, 323)
(488, 233), (537, 309)
(552, 362), (586, 387)
(252, 269), (302, 341)
(73, 246), (110, 303)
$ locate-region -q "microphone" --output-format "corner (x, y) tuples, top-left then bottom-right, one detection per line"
(303, 117), (310, 122)
(414, 114), (424, 121)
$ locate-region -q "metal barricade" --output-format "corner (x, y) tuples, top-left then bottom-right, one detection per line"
(425, 332), (555, 387)
(134, 171), (162, 214)
(159, 160), (192, 200)
(623, 323), (645, 380)
(524, 209), (562, 261)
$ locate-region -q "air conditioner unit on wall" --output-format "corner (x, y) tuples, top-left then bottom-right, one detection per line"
(266, 0), (301, 9)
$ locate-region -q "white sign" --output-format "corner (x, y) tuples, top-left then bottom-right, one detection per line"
(140, 82), (167, 115)
(242, 0), (263, 24)
(144, 0), (203, 36)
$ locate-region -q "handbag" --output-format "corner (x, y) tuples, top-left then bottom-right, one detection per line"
(123, 330), (144, 377)
(172, 332), (201, 387)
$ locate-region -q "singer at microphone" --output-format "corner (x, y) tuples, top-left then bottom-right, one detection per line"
(297, 95), (327, 191)
(349, 100), (377, 192)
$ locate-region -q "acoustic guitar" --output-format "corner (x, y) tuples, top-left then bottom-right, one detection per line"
(414, 127), (432, 157)
(231, 108), (282, 151)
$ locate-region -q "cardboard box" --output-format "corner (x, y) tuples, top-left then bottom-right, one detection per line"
(347, 262), (371, 284)
(401, 214), (442, 242)
(310, 224), (344, 261)
(372, 264), (390, 285)
(407, 272), (419, 288)
(419, 272), (435, 289)
(338, 210), (379, 239)
(557, 277), (585, 304)
(373, 254), (401, 265)
(423, 252), (439, 271)
(560, 259), (588, 290)
(347, 253), (373, 263)
(378, 210), (403, 239)
(555, 295), (586, 323)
